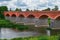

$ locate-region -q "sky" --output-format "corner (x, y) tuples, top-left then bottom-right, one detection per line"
(0, 0), (60, 11)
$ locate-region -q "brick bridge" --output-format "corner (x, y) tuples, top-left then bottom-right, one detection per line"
(4, 11), (60, 28)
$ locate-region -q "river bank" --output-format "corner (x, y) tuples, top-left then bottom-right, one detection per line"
(0, 35), (59, 40)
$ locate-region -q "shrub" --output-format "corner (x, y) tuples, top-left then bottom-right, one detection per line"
(38, 36), (48, 40)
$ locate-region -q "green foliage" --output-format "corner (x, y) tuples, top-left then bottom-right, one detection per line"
(15, 8), (19, 11)
(38, 36), (48, 40)
(52, 5), (58, 11)
(0, 20), (13, 28)
(46, 27), (52, 30)
(0, 35), (59, 40)
(42, 8), (50, 11)
(26, 9), (30, 11)
(15, 8), (22, 11)
(58, 35), (60, 40)
(14, 24), (29, 31)
(0, 19), (29, 31)
(0, 6), (8, 19)
(48, 18), (51, 25)
(11, 38), (23, 40)
(0, 6), (8, 11)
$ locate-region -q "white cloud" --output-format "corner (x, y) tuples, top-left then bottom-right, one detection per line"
(7, 0), (17, 10)
(0, 0), (60, 11)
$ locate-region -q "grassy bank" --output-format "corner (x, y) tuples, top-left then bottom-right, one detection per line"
(0, 19), (30, 31)
(0, 35), (59, 40)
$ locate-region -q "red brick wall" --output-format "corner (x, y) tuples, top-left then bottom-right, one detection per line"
(4, 11), (60, 19)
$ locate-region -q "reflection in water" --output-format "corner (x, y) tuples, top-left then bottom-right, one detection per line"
(0, 28), (1, 38)
(0, 28), (39, 39)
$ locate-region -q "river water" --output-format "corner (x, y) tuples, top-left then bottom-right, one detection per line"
(0, 28), (39, 39)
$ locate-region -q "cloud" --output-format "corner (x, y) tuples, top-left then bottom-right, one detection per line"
(15, 0), (27, 7)
(0, 0), (11, 2)
(0, 0), (60, 10)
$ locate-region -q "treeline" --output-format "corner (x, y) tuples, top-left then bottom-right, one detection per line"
(13, 5), (59, 11)
(42, 6), (58, 11)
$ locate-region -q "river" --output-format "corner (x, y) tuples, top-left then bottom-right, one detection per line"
(0, 28), (39, 39)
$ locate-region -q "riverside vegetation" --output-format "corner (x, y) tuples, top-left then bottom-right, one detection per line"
(0, 35), (60, 40)
(0, 19), (29, 31)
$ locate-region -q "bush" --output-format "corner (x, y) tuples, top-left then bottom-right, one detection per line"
(0, 19), (29, 31)
(38, 36), (48, 40)
(15, 24), (29, 31)
(0, 36), (59, 40)
(48, 18), (51, 25)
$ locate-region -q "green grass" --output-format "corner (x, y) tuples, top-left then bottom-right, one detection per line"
(1, 36), (59, 40)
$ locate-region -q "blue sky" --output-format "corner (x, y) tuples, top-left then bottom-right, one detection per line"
(0, 0), (60, 11)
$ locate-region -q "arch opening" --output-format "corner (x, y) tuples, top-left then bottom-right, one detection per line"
(27, 15), (35, 18)
(6, 14), (10, 17)
(10, 14), (16, 22)
(11, 14), (16, 17)
(36, 15), (49, 27)
(52, 16), (60, 28)
(55, 16), (60, 20)
(24, 14), (35, 25)
(19, 15), (24, 18)
(39, 15), (48, 19)
(17, 15), (25, 23)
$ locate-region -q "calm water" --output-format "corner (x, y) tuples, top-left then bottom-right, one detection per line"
(0, 28), (39, 39)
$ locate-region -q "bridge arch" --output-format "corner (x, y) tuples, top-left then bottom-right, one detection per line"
(36, 15), (49, 27)
(39, 15), (49, 19)
(11, 14), (16, 17)
(17, 14), (25, 23)
(24, 14), (35, 25)
(6, 14), (10, 17)
(5, 14), (11, 20)
(19, 14), (25, 18)
(27, 14), (35, 18)
(52, 16), (60, 28)
(55, 16), (60, 20)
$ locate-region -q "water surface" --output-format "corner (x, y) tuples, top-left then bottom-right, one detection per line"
(0, 28), (39, 39)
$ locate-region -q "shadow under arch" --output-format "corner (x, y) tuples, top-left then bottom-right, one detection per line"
(19, 14), (24, 18)
(52, 16), (60, 28)
(39, 15), (49, 19)
(36, 15), (49, 27)
(6, 14), (10, 17)
(11, 14), (16, 17)
(27, 14), (35, 18)
(55, 16), (60, 20)
(24, 14), (35, 25)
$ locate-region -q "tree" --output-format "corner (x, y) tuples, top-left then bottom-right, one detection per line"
(26, 9), (30, 11)
(20, 8), (22, 11)
(0, 6), (8, 11)
(15, 8), (22, 11)
(15, 8), (19, 11)
(42, 8), (50, 11)
(52, 6), (58, 11)
(0, 6), (8, 19)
